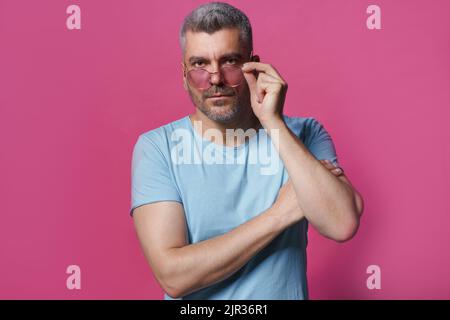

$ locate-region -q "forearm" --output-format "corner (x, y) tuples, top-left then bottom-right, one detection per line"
(264, 117), (359, 240)
(163, 205), (296, 298)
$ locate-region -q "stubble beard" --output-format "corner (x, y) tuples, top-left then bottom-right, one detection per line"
(187, 86), (248, 124)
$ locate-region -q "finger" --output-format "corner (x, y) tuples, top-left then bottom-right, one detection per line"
(257, 72), (281, 84)
(254, 74), (282, 103)
(331, 167), (343, 176)
(242, 62), (283, 81)
(244, 73), (277, 104)
(319, 160), (344, 176)
(242, 70), (259, 104)
(242, 67), (257, 90)
(242, 62), (284, 82)
(319, 159), (335, 169)
(256, 70), (282, 83)
(323, 159), (338, 168)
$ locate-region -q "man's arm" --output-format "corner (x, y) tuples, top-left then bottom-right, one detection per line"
(133, 180), (301, 299)
(265, 117), (364, 242)
(241, 62), (364, 242)
(133, 162), (344, 299)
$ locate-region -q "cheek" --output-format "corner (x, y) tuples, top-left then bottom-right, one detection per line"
(187, 84), (202, 98)
(236, 84), (250, 98)
(190, 88), (207, 105)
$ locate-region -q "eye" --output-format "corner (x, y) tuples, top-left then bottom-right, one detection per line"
(225, 58), (238, 65)
(193, 61), (205, 68)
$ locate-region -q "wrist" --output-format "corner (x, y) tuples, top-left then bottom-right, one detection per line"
(266, 203), (297, 232)
(260, 114), (285, 132)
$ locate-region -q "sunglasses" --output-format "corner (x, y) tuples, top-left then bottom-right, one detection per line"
(184, 51), (253, 90)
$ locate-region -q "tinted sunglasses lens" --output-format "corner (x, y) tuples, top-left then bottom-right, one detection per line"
(187, 66), (245, 89)
(187, 69), (211, 89)
(222, 65), (244, 87)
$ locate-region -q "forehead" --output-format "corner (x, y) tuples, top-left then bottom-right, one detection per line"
(184, 28), (243, 59)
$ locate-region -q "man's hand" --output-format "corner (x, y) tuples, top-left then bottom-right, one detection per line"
(241, 62), (288, 126)
(318, 159), (344, 176)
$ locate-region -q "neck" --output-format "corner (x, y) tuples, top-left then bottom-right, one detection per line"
(189, 107), (262, 147)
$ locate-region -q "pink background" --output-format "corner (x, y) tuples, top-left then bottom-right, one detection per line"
(1, 0), (449, 299)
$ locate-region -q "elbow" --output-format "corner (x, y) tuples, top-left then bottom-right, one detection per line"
(163, 284), (184, 299)
(157, 268), (185, 299)
(334, 191), (364, 242)
(333, 214), (361, 243)
(158, 274), (185, 299)
(156, 260), (190, 299)
(157, 272), (177, 298)
(354, 190), (365, 217)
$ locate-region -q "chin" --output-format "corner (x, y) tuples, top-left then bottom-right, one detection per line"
(206, 106), (240, 123)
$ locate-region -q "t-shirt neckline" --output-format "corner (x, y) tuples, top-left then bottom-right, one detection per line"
(184, 115), (263, 150)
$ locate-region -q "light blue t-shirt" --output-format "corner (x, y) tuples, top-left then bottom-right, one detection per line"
(130, 114), (339, 300)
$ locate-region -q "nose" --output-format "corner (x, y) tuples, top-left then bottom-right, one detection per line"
(208, 64), (224, 85)
(210, 73), (222, 85)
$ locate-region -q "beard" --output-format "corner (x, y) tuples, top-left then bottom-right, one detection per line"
(187, 85), (246, 123)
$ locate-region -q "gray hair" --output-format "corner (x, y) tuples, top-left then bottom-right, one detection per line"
(179, 2), (253, 55)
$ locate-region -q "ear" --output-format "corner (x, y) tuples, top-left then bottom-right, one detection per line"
(181, 62), (188, 91)
(251, 54), (260, 63)
(250, 55), (260, 78)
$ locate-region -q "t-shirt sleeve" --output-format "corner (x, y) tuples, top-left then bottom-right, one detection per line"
(305, 117), (340, 167)
(130, 134), (182, 216)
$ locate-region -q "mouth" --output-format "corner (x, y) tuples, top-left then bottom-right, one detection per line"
(207, 94), (233, 99)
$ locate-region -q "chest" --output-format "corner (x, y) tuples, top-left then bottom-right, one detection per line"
(172, 156), (288, 243)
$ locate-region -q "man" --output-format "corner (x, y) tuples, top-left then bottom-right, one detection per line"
(130, 2), (364, 300)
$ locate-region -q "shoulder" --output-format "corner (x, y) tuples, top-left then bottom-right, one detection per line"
(282, 114), (326, 145)
(135, 116), (189, 151)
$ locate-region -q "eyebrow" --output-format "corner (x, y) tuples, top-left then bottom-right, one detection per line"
(188, 52), (244, 64)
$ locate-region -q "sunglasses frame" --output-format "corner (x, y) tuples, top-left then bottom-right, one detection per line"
(183, 50), (254, 90)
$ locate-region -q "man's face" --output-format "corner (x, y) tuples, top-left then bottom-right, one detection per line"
(182, 28), (252, 123)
